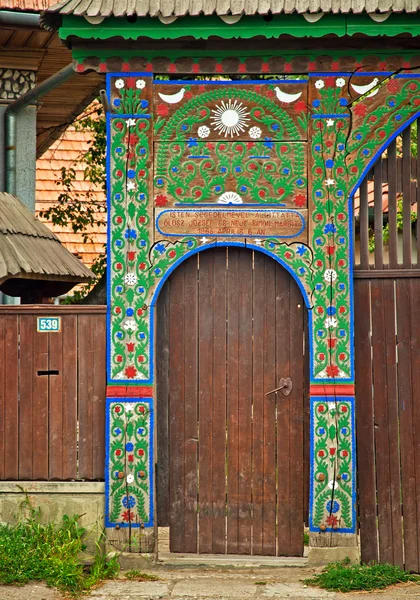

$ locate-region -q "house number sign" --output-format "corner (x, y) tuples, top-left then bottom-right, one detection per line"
(37, 317), (61, 332)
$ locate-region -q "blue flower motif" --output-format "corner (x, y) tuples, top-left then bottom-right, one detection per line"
(314, 145), (321, 152)
(117, 332), (123, 339)
(116, 240), (122, 247)
(318, 427), (325, 435)
(141, 99), (149, 108)
(126, 308), (134, 317)
(115, 193), (121, 200)
(339, 98), (348, 106)
(337, 190), (343, 197)
(271, 123), (279, 131)
(139, 332), (145, 340)
(362, 148), (370, 156)
(116, 285), (123, 293)
(338, 143), (345, 151)
(138, 286), (145, 294)
(138, 193), (145, 201)
(327, 306), (336, 316)
(299, 267), (305, 275)
(268, 242), (275, 248)
(220, 166), (227, 173)
(297, 245), (307, 256)
(338, 283), (345, 291)
(181, 124), (188, 131)
(341, 427), (348, 435)
(339, 236), (345, 244)
(214, 185), (221, 192)
(317, 330), (324, 337)
(263, 137), (274, 149)
(126, 442), (134, 451)
(339, 329), (346, 337)
(342, 473), (349, 481)
(114, 427), (122, 435)
(326, 500), (340, 514)
(296, 178), (304, 186)
(122, 495), (136, 508)
(312, 99), (321, 108)
(325, 159), (334, 169)
(315, 190), (323, 198)
(355, 133), (362, 140)
(155, 243), (165, 254)
(140, 239), (146, 247)
(187, 240), (194, 248)
(240, 185), (247, 193)
(187, 137), (198, 148)
(316, 238), (323, 246)
(137, 427), (145, 435)
(139, 147), (146, 155)
(113, 98), (121, 107)
(395, 114), (402, 121)
(388, 100), (396, 107)
(235, 166), (242, 173)
(156, 178), (163, 186)
(283, 167), (290, 175)
(116, 147), (123, 154)
(316, 283), (322, 291)
(127, 169), (136, 179)
(171, 166), (179, 173)
(154, 267), (162, 275)
(324, 223), (336, 234)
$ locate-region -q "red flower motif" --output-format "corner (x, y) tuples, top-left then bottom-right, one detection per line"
(139, 262), (146, 270)
(280, 145), (288, 153)
(138, 448), (145, 456)
(168, 250), (176, 258)
(238, 63), (247, 73)
(403, 61), (411, 69)
(294, 194), (306, 207)
(128, 251), (136, 261)
(138, 169), (145, 177)
(337, 213), (345, 221)
(175, 187), (182, 195)
(329, 447), (336, 455)
(139, 216), (146, 224)
(339, 352), (346, 360)
(379, 130), (387, 138)
(155, 194), (168, 207)
(341, 405), (348, 413)
(116, 263), (122, 270)
(140, 406), (145, 413)
(116, 169), (123, 178)
(294, 100), (306, 113)
(127, 342), (135, 352)
(127, 133), (139, 146)
(379, 61), (387, 70)
(206, 142), (214, 150)
(169, 63), (177, 73)
(315, 121), (323, 130)
(324, 77), (335, 88)
(285, 251), (292, 259)
(326, 364), (339, 378)
(339, 306), (346, 313)
(315, 213), (323, 221)
(128, 454), (134, 462)
(138, 355), (145, 363)
(317, 306), (324, 314)
(318, 405), (325, 413)
(326, 515), (338, 527)
(387, 79), (399, 93)
(114, 406), (121, 413)
(410, 83), (418, 92)
(277, 187), (285, 195)
(308, 61), (316, 71)
(341, 449), (349, 457)
(122, 510), (134, 522)
(185, 91), (193, 99)
(316, 259), (323, 267)
(338, 258), (345, 267)
(254, 110), (262, 118)
(284, 62), (293, 73)
(116, 448), (122, 456)
(126, 77), (136, 89)
(326, 140), (333, 148)
(318, 449), (326, 457)
(137, 308), (143, 316)
(354, 103), (367, 117)
(327, 245), (335, 255)
(192, 63), (200, 73)
(156, 103), (169, 117)
(115, 306), (121, 314)
(315, 167), (323, 175)
(331, 61), (340, 71)
(195, 190), (202, 197)
(116, 355), (123, 363)
(115, 122), (124, 130)
(337, 167), (344, 175)
(215, 63), (223, 73)
(125, 366), (137, 379)
(319, 353), (325, 361)
(116, 216), (123, 224)
(261, 62), (270, 73)
(351, 166), (358, 173)
(328, 338), (336, 348)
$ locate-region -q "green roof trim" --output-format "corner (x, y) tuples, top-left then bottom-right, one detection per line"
(60, 13), (420, 41)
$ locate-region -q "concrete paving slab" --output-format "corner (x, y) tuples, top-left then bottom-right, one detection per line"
(172, 578), (258, 598)
(90, 581), (170, 597)
(262, 583), (335, 598)
(158, 553), (308, 567)
(0, 584), (63, 600)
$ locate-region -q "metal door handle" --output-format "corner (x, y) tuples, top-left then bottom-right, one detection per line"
(265, 377), (293, 397)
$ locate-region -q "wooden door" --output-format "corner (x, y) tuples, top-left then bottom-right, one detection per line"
(156, 247), (306, 556)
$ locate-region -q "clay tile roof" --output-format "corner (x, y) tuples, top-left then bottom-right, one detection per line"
(41, 0), (420, 21)
(0, 192), (93, 285)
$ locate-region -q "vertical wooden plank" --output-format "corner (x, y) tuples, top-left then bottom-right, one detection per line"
(374, 160), (384, 270)
(32, 316), (49, 479)
(409, 279), (420, 568)
(261, 255), (276, 556)
(287, 278), (304, 557)
(416, 120), (420, 267)
(0, 316), (5, 479)
(183, 255), (199, 553)
(237, 250), (253, 554)
(19, 315), (34, 479)
(92, 314), (106, 479)
(48, 323), (64, 479)
(359, 179), (370, 270)
(227, 248), (240, 553)
(211, 249), (227, 553)
(78, 314), (94, 479)
(156, 280), (170, 526)
(62, 314), (78, 480)
(169, 263), (186, 552)
(198, 250), (214, 553)
(303, 315), (310, 527)
(251, 252), (265, 555)
(388, 141), (399, 269)
(402, 128), (412, 269)
(354, 280), (378, 563)
(396, 279), (418, 571)
(0, 316), (19, 480)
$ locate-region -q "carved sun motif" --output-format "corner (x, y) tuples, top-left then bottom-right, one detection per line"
(210, 100), (250, 138)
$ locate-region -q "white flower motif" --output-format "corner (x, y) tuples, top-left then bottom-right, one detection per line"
(125, 403), (136, 412)
(125, 272), (137, 286)
(126, 474), (134, 484)
(324, 269), (337, 282)
(249, 126), (262, 139)
(336, 78), (346, 88)
(115, 79), (125, 89)
(325, 316), (338, 329)
(136, 79), (146, 89)
(127, 181), (136, 191)
(328, 479), (337, 490)
(315, 79), (325, 90)
(198, 125), (210, 138)
(200, 237), (210, 244)
(126, 118), (137, 127)
(123, 319), (137, 331)
(326, 119), (334, 127)
(325, 178), (335, 186)
(328, 402), (336, 411)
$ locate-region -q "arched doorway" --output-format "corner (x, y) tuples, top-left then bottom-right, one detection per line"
(156, 247), (308, 557)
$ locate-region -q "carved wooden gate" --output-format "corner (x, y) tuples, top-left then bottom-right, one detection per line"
(156, 247), (306, 556)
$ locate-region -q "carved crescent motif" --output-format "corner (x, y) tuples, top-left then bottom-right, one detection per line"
(158, 88), (186, 104)
(274, 86), (303, 103)
(351, 78), (379, 98)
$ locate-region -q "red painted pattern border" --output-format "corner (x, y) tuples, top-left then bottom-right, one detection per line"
(310, 384), (355, 396)
(106, 385), (154, 397)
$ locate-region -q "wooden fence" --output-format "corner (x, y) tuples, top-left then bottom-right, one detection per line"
(0, 305), (106, 481)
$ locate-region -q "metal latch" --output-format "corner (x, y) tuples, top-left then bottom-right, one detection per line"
(265, 377), (293, 397)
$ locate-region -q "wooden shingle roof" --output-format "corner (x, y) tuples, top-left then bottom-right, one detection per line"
(0, 192), (93, 286)
(42, 0), (420, 18)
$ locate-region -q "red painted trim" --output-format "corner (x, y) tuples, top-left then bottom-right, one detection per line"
(310, 384), (355, 396)
(107, 385), (154, 398)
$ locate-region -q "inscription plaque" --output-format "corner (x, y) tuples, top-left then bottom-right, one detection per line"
(156, 208), (307, 241)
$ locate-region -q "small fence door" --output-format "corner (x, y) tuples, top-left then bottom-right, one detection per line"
(156, 247), (306, 556)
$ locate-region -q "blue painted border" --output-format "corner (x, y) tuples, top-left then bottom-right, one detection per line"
(155, 208), (306, 239)
(157, 79), (308, 85)
(105, 396), (154, 529)
(309, 71), (394, 77)
(311, 114), (350, 119)
(309, 395), (356, 534)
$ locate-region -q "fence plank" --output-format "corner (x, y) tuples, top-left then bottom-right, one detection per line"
(402, 128), (412, 269)
(355, 279), (378, 563)
(409, 279), (420, 567)
(0, 316), (19, 479)
(62, 315), (78, 480)
(359, 178), (370, 270)
(373, 161), (384, 270)
(92, 314), (106, 479)
(48, 326), (64, 479)
(78, 314), (94, 480)
(19, 316), (34, 479)
(32, 319), (49, 479)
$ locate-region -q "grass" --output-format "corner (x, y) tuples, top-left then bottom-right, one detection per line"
(124, 570), (159, 581)
(0, 504), (119, 596)
(304, 558), (420, 593)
